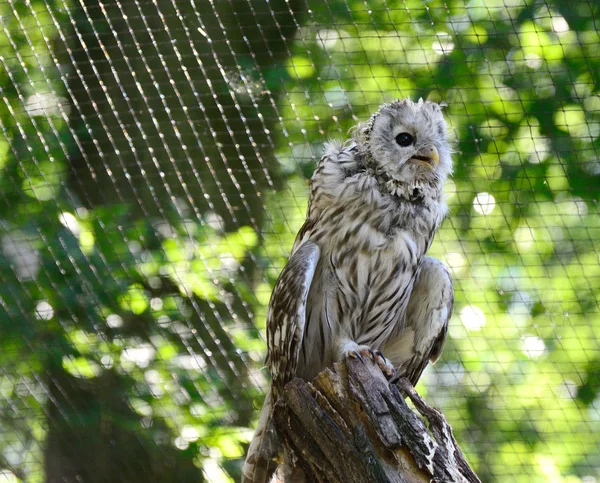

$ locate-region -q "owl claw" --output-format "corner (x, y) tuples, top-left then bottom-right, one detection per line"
(342, 344), (396, 380)
(373, 350), (397, 380)
(340, 341), (369, 362)
(347, 350), (364, 362)
(359, 348), (377, 361)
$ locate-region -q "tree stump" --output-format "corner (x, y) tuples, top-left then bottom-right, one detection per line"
(272, 357), (480, 483)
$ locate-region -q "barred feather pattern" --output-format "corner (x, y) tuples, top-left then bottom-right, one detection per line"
(244, 99), (454, 482)
(293, 140), (448, 382)
(242, 242), (319, 483)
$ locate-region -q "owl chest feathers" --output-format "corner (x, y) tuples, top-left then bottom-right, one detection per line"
(308, 161), (444, 268)
(298, 155), (445, 376)
(313, 185), (437, 315)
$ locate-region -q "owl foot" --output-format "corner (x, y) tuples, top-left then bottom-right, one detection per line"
(366, 349), (397, 380)
(341, 341), (397, 380)
(340, 340), (372, 362)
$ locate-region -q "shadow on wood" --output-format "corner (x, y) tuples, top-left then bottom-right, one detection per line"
(272, 357), (480, 483)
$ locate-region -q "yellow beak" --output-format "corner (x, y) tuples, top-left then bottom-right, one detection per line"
(428, 146), (440, 166)
(411, 146), (439, 170)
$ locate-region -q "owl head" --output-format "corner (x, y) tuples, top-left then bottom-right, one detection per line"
(356, 99), (452, 199)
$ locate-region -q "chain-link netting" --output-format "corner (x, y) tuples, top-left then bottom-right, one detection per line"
(1, 0), (599, 481)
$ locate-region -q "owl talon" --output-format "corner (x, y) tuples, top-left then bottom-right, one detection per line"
(341, 343), (396, 379)
(372, 350), (396, 380)
(346, 346), (396, 379)
(340, 341), (372, 363)
(347, 350), (364, 362)
(359, 348), (377, 361)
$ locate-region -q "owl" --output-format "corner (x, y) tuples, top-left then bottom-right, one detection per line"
(243, 99), (454, 483)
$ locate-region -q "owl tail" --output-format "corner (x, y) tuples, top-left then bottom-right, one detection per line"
(242, 388), (280, 483)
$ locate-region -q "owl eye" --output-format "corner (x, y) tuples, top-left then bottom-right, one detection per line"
(395, 132), (414, 147)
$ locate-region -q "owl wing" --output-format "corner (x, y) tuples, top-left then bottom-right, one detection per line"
(401, 313), (450, 387)
(265, 240), (320, 397)
(385, 257), (453, 386)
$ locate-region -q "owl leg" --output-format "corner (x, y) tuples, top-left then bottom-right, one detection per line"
(338, 340), (397, 379)
(384, 256), (453, 387)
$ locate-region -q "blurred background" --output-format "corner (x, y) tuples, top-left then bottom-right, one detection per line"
(1, 0), (599, 481)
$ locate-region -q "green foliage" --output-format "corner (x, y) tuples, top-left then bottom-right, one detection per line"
(1, 0), (600, 481)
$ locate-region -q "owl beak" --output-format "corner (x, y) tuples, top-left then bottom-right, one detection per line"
(410, 146), (439, 170)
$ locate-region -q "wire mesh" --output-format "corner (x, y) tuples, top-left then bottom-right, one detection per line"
(0, 0), (599, 481)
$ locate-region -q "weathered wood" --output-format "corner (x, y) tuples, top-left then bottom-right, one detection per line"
(272, 357), (480, 483)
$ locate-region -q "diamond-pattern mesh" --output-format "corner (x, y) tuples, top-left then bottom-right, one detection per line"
(1, 0), (599, 481)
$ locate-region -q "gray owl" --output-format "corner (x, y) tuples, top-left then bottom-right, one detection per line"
(243, 99), (454, 482)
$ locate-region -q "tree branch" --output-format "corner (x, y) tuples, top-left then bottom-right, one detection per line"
(272, 357), (480, 483)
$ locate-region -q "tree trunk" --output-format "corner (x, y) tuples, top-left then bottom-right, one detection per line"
(272, 357), (480, 483)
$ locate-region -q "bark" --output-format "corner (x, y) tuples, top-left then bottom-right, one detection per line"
(272, 357), (480, 483)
